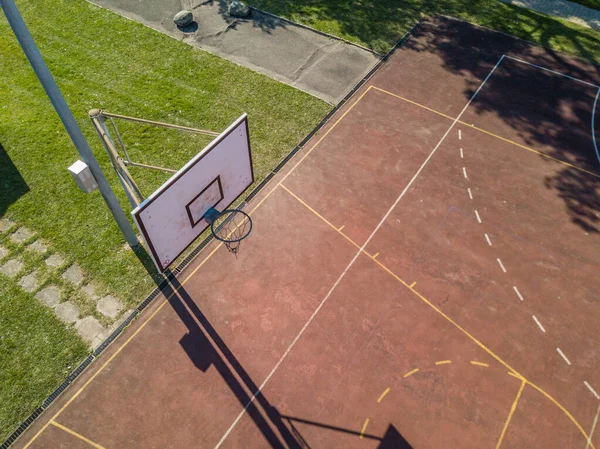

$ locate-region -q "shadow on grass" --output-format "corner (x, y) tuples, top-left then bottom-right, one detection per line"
(0, 142), (29, 217)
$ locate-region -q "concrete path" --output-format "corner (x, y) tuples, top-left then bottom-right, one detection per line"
(87, 0), (381, 104)
(500, 0), (600, 30)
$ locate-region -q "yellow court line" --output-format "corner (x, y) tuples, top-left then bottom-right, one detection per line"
(495, 379), (526, 449)
(471, 361), (490, 368)
(338, 225), (345, 232)
(409, 281), (417, 288)
(359, 418), (370, 439)
(404, 368), (420, 378)
(280, 188), (594, 448)
(373, 252), (379, 259)
(22, 75), (378, 449)
(372, 86), (600, 180)
(435, 360), (452, 365)
(377, 387), (391, 403)
(50, 421), (106, 449)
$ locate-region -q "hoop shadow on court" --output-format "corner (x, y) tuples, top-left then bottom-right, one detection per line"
(141, 269), (414, 448)
(0, 142), (29, 216)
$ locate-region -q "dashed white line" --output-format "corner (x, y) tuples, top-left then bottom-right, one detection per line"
(556, 347), (571, 366)
(584, 381), (600, 400)
(459, 130), (462, 140)
(532, 315), (546, 333)
(463, 167), (468, 179)
(497, 258), (507, 273)
(484, 233), (492, 246)
(513, 286), (524, 301)
(460, 147), (464, 158)
(467, 188), (473, 200)
(474, 210), (482, 223)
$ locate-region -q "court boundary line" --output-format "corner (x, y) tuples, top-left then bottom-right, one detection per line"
(504, 55), (600, 89)
(213, 55), (507, 448)
(48, 421), (104, 449)
(370, 86), (600, 179)
(593, 88), (600, 164)
(280, 184), (595, 447)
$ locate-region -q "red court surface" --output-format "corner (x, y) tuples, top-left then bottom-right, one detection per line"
(13, 16), (600, 449)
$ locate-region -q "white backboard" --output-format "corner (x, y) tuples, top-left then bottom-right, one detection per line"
(132, 114), (253, 271)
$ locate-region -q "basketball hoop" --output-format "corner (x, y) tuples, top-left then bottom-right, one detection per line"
(204, 207), (252, 254)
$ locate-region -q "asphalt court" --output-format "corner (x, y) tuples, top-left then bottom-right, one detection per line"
(14, 16), (600, 449)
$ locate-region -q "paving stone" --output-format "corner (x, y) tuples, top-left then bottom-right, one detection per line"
(54, 302), (80, 324)
(18, 270), (40, 293)
(45, 253), (66, 268)
(35, 286), (61, 308)
(61, 264), (84, 286)
(75, 316), (105, 343)
(0, 245), (9, 260)
(0, 259), (23, 277)
(81, 283), (100, 301)
(108, 309), (133, 332)
(28, 240), (49, 254)
(0, 218), (15, 233)
(9, 227), (35, 244)
(96, 295), (124, 319)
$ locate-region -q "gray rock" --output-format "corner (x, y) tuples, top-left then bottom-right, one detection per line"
(62, 264), (84, 286)
(75, 316), (105, 343)
(173, 10), (193, 27)
(55, 302), (80, 324)
(45, 253), (66, 268)
(35, 286), (61, 308)
(9, 227), (35, 244)
(81, 283), (100, 301)
(0, 259), (23, 277)
(28, 240), (49, 254)
(229, 1), (250, 18)
(0, 218), (15, 233)
(18, 271), (40, 293)
(96, 295), (124, 319)
(0, 245), (9, 260)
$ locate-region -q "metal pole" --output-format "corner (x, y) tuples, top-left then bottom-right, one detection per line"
(0, 0), (139, 247)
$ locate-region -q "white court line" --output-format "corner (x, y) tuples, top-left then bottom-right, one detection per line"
(463, 167), (468, 179)
(585, 405), (600, 449)
(532, 315), (546, 333)
(592, 88), (600, 164)
(213, 55), (508, 449)
(467, 187), (473, 200)
(497, 258), (507, 273)
(513, 286), (524, 301)
(460, 147), (464, 158)
(584, 381), (600, 400)
(557, 347), (572, 366)
(484, 233), (492, 246)
(504, 55), (600, 89)
(459, 129), (462, 140)
(474, 210), (482, 223)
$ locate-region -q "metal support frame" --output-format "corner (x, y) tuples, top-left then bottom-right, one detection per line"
(89, 108), (220, 207)
(0, 0), (139, 248)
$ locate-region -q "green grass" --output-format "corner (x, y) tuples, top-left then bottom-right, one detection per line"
(249, 0), (600, 58)
(0, 0), (329, 441)
(0, 278), (88, 439)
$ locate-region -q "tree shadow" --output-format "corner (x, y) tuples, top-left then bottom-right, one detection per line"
(407, 18), (600, 233)
(0, 142), (29, 217)
(194, 0), (285, 34)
